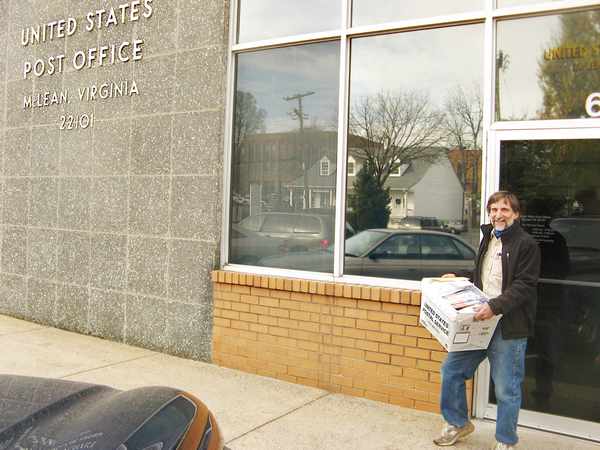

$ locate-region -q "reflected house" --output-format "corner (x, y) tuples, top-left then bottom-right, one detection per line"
(234, 128), (464, 224)
(230, 130), (338, 220)
(347, 151), (464, 225)
(284, 153), (337, 209)
(447, 147), (483, 227)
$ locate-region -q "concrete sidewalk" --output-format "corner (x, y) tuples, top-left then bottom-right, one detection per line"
(0, 314), (595, 450)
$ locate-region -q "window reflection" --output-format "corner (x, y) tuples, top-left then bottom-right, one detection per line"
(499, 139), (600, 423)
(496, 9), (600, 120)
(352, 0), (483, 27)
(501, 140), (600, 284)
(229, 42), (340, 272)
(346, 25), (484, 280)
(238, 0), (340, 43)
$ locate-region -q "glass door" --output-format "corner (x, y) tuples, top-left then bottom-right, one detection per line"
(474, 129), (600, 441)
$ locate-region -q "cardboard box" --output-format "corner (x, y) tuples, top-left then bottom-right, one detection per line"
(419, 278), (501, 352)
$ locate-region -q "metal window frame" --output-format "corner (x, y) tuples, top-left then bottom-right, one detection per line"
(221, 0), (600, 288)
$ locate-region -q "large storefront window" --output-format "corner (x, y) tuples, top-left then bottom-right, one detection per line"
(228, 42), (340, 271)
(237, 0), (340, 43)
(352, 1), (483, 26)
(344, 24), (484, 280)
(496, 9), (600, 121)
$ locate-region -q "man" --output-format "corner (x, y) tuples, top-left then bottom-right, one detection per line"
(434, 191), (541, 450)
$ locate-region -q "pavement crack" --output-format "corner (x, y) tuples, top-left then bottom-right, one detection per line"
(59, 353), (158, 379)
(225, 392), (332, 446)
(0, 326), (47, 337)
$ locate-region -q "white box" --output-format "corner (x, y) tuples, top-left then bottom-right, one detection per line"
(419, 278), (501, 352)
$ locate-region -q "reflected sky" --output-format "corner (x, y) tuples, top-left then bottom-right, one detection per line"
(497, 15), (561, 119)
(351, 24), (484, 104)
(497, 0), (561, 7)
(238, 0), (340, 43)
(236, 42), (340, 133)
(352, 0), (483, 26)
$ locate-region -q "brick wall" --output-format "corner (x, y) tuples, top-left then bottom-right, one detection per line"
(212, 270), (473, 413)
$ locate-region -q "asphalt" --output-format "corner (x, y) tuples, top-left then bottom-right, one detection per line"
(0, 314), (596, 450)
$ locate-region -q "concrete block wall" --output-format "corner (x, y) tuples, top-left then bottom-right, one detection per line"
(0, 0), (230, 361)
(212, 270), (473, 413)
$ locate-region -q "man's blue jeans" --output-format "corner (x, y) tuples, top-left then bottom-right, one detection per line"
(440, 327), (527, 445)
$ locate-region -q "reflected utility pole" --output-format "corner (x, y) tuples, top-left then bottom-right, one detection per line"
(495, 51), (509, 120)
(285, 91), (315, 209)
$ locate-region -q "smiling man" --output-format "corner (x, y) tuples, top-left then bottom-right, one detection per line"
(433, 191), (541, 450)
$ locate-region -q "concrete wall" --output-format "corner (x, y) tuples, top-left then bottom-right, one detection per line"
(0, 0), (229, 360)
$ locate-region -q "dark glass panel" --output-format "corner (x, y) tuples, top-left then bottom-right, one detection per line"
(489, 139), (600, 424)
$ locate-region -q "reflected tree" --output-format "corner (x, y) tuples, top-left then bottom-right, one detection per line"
(349, 90), (446, 190)
(444, 84), (483, 225)
(538, 10), (600, 119)
(348, 160), (391, 231)
(444, 84), (482, 153)
(233, 91), (267, 150)
(231, 91), (267, 220)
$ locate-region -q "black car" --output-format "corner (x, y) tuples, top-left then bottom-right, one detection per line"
(0, 375), (223, 450)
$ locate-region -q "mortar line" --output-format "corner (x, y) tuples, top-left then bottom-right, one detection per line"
(225, 391), (332, 446)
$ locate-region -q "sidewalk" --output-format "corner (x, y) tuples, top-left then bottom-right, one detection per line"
(0, 314), (594, 450)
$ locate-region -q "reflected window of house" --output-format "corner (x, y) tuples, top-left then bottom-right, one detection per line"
(345, 24), (484, 279)
(496, 9), (600, 121)
(229, 41), (340, 272)
(238, 0), (340, 43)
(320, 157), (330, 176)
(347, 156), (356, 176)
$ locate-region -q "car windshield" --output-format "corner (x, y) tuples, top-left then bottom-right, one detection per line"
(344, 230), (387, 256)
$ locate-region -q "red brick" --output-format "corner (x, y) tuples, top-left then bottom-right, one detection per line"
(390, 356), (417, 368)
(357, 300), (381, 311)
(391, 335), (417, 347)
(365, 331), (391, 343)
(353, 318), (378, 332)
(379, 343), (404, 356)
(367, 311), (393, 323)
(366, 351), (390, 364)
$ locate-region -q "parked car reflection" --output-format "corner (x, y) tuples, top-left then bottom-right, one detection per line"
(230, 212), (355, 269)
(258, 229), (476, 280)
(0, 375), (223, 450)
(391, 216), (446, 232)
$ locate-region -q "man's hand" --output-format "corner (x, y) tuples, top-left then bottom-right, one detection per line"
(474, 303), (495, 321)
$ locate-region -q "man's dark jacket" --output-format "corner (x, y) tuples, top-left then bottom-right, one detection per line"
(472, 222), (541, 339)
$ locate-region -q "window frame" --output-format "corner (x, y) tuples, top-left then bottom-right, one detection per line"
(221, 0), (600, 291)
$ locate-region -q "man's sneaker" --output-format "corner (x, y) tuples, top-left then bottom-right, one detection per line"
(492, 442), (515, 450)
(433, 421), (475, 446)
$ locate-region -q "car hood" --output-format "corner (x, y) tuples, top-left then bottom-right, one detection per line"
(0, 375), (189, 450)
